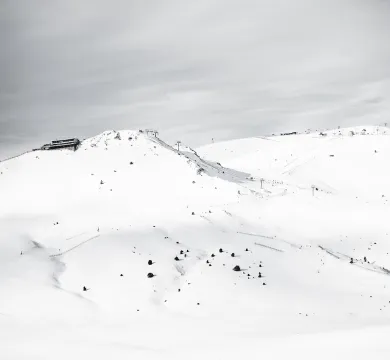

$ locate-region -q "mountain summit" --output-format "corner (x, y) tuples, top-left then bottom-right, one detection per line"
(1, 127), (390, 359)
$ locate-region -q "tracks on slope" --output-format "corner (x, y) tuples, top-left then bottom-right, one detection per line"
(318, 245), (390, 276)
(50, 234), (100, 258)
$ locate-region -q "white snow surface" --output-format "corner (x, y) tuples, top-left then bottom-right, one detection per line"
(1, 127), (390, 359)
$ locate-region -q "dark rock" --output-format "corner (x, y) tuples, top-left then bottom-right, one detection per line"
(174, 256), (180, 261)
(147, 273), (155, 278)
(231, 253), (235, 257)
(233, 265), (241, 271)
(148, 260), (153, 265)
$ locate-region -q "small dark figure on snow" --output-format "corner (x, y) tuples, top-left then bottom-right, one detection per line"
(180, 250), (184, 255)
(258, 272), (262, 278)
(83, 286), (88, 292)
(120, 274), (123, 277)
(148, 260), (153, 265)
(211, 254), (215, 258)
(231, 252), (235, 257)
(174, 256), (180, 261)
(364, 256), (367, 263)
(219, 248), (223, 253)
(147, 273), (155, 278)
(245, 248), (249, 252)
(233, 265), (241, 272)
(191, 212), (195, 215)
(350, 258), (354, 264)
(259, 264), (262, 268)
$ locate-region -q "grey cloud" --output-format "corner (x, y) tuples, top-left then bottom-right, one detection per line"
(1, 0), (390, 158)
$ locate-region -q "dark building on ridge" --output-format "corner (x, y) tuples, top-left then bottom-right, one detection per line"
(41, 138), (81, 151)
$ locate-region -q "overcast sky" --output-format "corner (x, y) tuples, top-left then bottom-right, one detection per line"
(1, 0), (390, 158)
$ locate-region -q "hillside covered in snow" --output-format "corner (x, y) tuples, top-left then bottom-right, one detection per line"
(1, 127), (390, 359)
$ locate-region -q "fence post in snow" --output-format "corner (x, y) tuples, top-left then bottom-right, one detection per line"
(260, 178), (264, 189)
(311, 185), (315, 197)
(176, 141), (181, 151)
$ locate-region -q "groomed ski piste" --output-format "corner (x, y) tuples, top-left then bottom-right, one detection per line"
(1, 126), (390, 359)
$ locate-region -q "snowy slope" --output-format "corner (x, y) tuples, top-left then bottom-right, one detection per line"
(1, 128), (390, 359)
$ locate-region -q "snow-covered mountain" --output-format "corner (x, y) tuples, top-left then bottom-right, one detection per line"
(1, 127), (390, 359)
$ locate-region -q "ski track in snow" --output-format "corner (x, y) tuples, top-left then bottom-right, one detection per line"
(50, 235), (100, 257)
